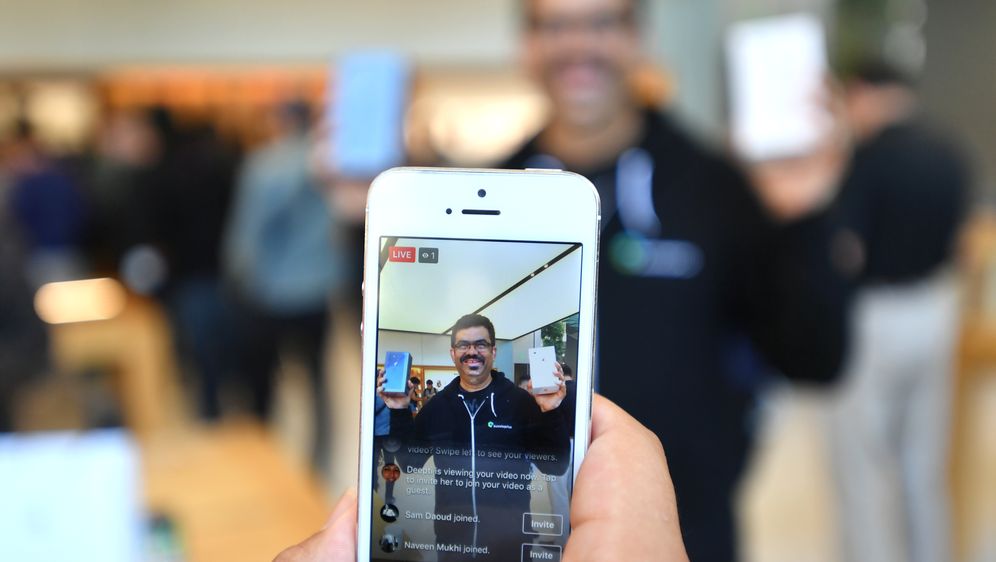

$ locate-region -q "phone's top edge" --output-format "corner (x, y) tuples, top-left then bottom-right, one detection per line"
(384, 166), (570, 175)
(367, 166), (601, 218)
(371, 166), (600, 193)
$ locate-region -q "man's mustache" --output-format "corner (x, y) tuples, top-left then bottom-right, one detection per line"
(460, 354), (486, 365)
(549, 55), (615, 76)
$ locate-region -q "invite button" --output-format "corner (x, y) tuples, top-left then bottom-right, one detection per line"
(522, 513), (563, 536)
(521, 543), (562, 561)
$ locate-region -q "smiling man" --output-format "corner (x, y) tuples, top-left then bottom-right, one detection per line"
(378, 313), (570, 561)
(503, 0), (850, 560)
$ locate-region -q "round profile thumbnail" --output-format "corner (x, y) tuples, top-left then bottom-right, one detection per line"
(380, 533), (401, 553)
(380, 503), (400, 523)
(381, 463), (401, 482)
(383, 438), (401, 453)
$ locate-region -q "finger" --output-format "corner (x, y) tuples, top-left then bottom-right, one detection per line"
(317, 489), (358, 560)
(320, 511), (357, 562)
(322, 487), (358, 530)
(589, 393), (633, 440)
(275, 489), (358, 562)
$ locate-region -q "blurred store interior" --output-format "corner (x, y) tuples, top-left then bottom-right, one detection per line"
(1, 0), (994, 561)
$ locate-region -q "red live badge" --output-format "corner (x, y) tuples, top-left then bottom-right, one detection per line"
(388, 246), (416, 262)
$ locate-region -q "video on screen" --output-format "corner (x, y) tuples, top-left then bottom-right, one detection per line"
(370, 236), (583, 561)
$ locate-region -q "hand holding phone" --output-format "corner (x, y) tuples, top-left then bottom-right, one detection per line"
(746, 135), (847, 221)
(526, 357), (567, 412)
(528, 345), (562, 395)
(358, 168), (599, 561)
(376, 370), (412, 410)
(276, 396), (688, 562)
(726, 14), (847, 221)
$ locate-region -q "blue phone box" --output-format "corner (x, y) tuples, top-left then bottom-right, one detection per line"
(383, 351), (413, 395)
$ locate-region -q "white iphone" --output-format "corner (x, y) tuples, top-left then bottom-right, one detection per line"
(726, 13), (831, 161)
(359, 168), (599, 561)
(329, 51), (411, 179)
(528, 346), (560, 395)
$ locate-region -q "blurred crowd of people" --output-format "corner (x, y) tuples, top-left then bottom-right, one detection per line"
(0, 101), (355, 471)
(0, 0), (976, 560)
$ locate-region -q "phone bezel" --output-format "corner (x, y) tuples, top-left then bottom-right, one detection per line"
(357, 167), (600, 561)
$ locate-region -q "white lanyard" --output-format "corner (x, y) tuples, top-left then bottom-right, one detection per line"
(615, 148), (662, 237)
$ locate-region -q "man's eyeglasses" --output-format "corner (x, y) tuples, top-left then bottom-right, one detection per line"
(453, 340), (493, 353)
(528, 9), (635, 37)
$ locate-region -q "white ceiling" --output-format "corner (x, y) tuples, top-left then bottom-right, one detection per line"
(0, 0), (518, 67)
(377, 237), (581, 340)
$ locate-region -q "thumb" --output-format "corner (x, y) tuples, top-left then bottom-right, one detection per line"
(321, 487), (357, 530)
(317, 488), (358, 560)
(274, 489), (357, 562)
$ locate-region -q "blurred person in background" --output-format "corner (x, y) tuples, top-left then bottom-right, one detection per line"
(0, 145), (50, 431)
(502, 0), (849, 559)
(827, 60), (968, 562)
(422, 378), (437, 402)
(372, 390), (399, 505)
(223, 100), (344, 470)
(517, 372), (531, 391)
(81, 109), (162, 274)
(2, 119), (87, 287)
(140, 107), (241, 421)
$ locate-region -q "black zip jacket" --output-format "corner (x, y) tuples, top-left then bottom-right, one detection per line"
(502, 110), (849, 561)
(388, 371), (569, 560)
(833, 120), (968, 285)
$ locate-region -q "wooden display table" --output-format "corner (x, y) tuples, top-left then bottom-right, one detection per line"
(142, 423), (330, 562)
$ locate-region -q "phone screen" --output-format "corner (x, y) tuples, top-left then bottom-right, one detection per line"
(370, 236), (582, 561)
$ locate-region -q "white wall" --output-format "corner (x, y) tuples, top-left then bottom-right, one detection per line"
(511, 331), (541, 364)
(0, 0), (732, 142)
(0, 0), (519, 68)
(649, 0), (726, 140)
(377, 331), (452, 366)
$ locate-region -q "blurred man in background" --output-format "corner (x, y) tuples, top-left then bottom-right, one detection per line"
(828, 61), (968, 562)
(422, 378), (437, 402)
(2, 120), (87, 287)
(82, 109), (162, 275)
(141, 107), (240, 422)
(224, 100), (344, 470)
(503, 0), (848, 559)
(0, 146), (49, 431)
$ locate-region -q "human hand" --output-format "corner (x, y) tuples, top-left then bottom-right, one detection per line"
(273, 397), (687, 562)
(746, 83), (850, 223)
(376, 369), (413, 410)
(564, 394), (688, 561)
(528, 362), (567, 413)
(273, 488), (357, 562)
(747, 140), (847, 222)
